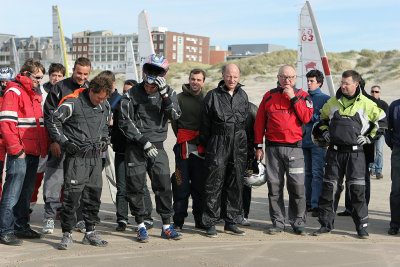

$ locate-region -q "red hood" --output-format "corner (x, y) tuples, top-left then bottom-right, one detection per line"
(5, 74), (34, 98)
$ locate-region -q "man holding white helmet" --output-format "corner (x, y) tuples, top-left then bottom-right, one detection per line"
(119, 54), (182, 243)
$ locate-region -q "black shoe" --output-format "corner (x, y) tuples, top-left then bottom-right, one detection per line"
(306, 205), (313, 212)
(172, 223), (183, 232)
(14, 228), (43, 239)
(206, 225), (217, 238)
(357, 228), (369, 239)
(312, 227), (331, 236)
(0, 233), (23, 246)
(268, 226), (284, 235)
(116, 222), (127, 232)
(311, 208), (319, 217)
(388, 227), (399, 235)
(293, 227), (307, 236)
(224, 224), (245, 236)
(337, 210), (351, 216)
(195, 223), (207, 231)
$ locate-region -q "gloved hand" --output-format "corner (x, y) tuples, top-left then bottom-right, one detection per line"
(154, 77), (168, 96)
(357, 135), (371, 146)
(64, 141), (79, 155)
(322, 131), (330, 143)
(144, 141), (158, 158)
(100, 139), (110, 152)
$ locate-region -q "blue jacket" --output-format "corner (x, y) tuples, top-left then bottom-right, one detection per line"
(385, 99), (400, 149)
(302, 88), (331, 148)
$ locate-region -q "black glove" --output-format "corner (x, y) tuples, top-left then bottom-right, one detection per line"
(100, 139), (110, 152)
(64, 141), (79, 155)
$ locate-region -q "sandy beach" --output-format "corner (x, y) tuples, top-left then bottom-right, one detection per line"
(0, 78), (399, 267)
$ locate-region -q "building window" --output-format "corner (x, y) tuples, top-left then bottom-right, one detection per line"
(113, 54), (118, 61)
(107, 46), (112, 52)
(160, 35), (164, 41)
(79, 38), (82, 43)
(101, 55), (106, 61)
(73, 46), (76, 52)
(173, 53), (176, 60)
(95, 55), (100, 61)
(120, 54), (125, 61)
(101, 46), (106, 53)
(173, 44), (176, 51)
(83, 46), (87, 51)
(107, 54), (112, 61)
(199, 47), (202, 54)
(78, 46), (82, 52)
(114, 46), (119, 52)
(173, 35), (176, 42)
(159, 43), (163, 50)
(72, 54), (76, 60)
(153, 35), (157, 41)
(154, 43), (157, 49)
(200, 39), (203, 45)
(95, 46), (100, 53)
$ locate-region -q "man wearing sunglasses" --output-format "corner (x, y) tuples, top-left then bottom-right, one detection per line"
(254, 65), (313, 236)
(369, 85), (388, 179)
(0, 59), (50, 246)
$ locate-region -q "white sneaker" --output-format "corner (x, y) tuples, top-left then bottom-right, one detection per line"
(240, 218), (251, 226)
(43, 218), (55, 234)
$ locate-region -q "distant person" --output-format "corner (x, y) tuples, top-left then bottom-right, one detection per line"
(302, 70), (330, 217)
(313, 70), (386, 239)
(0, 67), (15, 201)
(109, 79), (154, 232)
(29, 63), (66, 215)
(369, 85), (389, 179)
(42, 57), (90, 235)
(254, 65), (313, 236)
(385, 97), (400, 235)
(0, 59), (50, 246)
(170, 69), (207, 231)
(48, 74), (112, 250)
(200, 63), (249, 237)
(119, 54), (182, 242)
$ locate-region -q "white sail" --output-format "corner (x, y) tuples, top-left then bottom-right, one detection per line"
(126, 40), (138, 81)
(138, 10), (155, 82)
(52, 5), (70, 77)
(297, 1), (335, 96)
(10, 37), (20, 74)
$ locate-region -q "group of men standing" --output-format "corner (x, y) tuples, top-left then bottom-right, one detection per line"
(0, 52), (395, 251)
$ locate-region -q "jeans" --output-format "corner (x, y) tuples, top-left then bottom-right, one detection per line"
(303, 146), (326, 209)
(0, 155), (39, 236)
(370, 135), (384, 173)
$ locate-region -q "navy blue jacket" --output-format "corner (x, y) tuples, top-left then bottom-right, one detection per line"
(385, 99), (400, 149)
(302, 88), (331, 148)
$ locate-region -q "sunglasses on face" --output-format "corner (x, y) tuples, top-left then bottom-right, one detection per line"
(28, 72), (43, 80)
(371, 90), (380, 93)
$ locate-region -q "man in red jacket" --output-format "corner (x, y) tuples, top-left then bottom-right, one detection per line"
(0, 59), (50, 246)
(254, 65), (313, 235)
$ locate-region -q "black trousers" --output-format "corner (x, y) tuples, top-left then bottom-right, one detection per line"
(125, 142), (172, 224)
(319, 149), (368, 231)
(171, 144), (205, 225)
(60, 156), (102, 233)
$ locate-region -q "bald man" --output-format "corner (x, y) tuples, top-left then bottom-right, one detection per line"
(200, 64), (249, 237)
(254, 65), (313, 236)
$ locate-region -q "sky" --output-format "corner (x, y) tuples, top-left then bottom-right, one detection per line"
(2, 0), (400, 53)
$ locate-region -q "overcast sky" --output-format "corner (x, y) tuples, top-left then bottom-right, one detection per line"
(2, 0), (399, 52)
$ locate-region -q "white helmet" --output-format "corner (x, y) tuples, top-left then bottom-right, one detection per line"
(243, 160), (267, 187)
